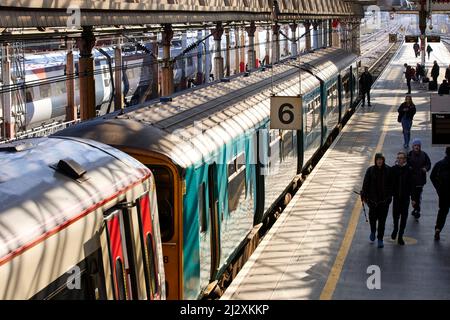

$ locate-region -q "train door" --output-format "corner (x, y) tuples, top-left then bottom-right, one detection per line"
(136, 193), (161, 300)
(148, 166), (180, 300)
(208, 163), (221, 281)
(102, 207), (139, 300)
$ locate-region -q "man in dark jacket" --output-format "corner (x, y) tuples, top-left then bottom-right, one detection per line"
(413, 42), (420, 58)
(438, 80), (450, 95)
(430, 147), (450, 241)
(407, 139), (432, 220)
(431, 60), (440, 84)
(427, 45), (433, 60)
(391, 151), (413, 245)
(359, 67), (373, 107)
(404, 63), (413, 94)
(361, 153), (393, 248)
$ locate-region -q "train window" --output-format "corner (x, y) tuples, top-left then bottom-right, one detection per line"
(146, 233), (158, 297)
(25, 89), (33, 103)
(228, 152), (247, 213)
(198, 183), (207, 233)
(115, 257), (127, 300)
(148, 166), (174, 242)
(40, 83), (51, 98)
(54, 81), (67, 95)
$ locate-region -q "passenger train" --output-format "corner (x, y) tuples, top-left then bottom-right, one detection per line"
(7, 39), (201, 129)
(54, 47), (360, 300)
(0, 137), (165, 299)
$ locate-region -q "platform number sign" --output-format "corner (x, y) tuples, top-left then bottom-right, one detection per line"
(270, 96), (302, 130)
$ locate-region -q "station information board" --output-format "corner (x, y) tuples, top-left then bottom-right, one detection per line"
(389, 34), (398, 43)
(427, 35), (441, 43)
(431, 94), (450, 146)
(405, 35), (419, 43)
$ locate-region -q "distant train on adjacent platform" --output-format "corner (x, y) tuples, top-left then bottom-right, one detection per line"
(54, 48), (360, 300)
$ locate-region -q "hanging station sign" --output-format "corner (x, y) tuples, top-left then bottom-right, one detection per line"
(270, 96), (303, 130)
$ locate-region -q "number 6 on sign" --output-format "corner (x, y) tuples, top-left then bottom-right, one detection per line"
(270, 96), (302, 130)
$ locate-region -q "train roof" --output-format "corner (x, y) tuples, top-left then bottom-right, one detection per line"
(0, 137), (151, 261)
(55, 48), (357, 169)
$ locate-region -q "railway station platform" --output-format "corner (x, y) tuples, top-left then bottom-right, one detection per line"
(222, 42), (450, 300)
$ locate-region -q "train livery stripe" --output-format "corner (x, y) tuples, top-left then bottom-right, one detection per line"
(0, 172), (152, 268)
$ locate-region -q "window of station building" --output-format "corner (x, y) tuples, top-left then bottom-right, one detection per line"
(198, 182), (207, 234)
(227, 152), (247, 214)
(148, 166), (174, 242)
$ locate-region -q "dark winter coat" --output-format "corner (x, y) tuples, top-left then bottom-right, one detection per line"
(431, 64), (440, 79)
(397, 102), (416, 121)
(438, 82), (450, 95)
(405, 66), (414, 80)
(359, 72), (373, 92)
(391, 164), (413, 200)
(445, 67), (450, 81)
(362, 164), (393, 207)
(427, 46), (433, 53)
(430, 156), (450, 197)
(407, 150), (432, 186)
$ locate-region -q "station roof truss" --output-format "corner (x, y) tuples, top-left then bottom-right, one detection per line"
(0, 0), (366, 29)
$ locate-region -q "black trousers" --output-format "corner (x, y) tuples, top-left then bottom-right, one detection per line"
(433, 76), (438, 84)
(393, 197), (409, 237)
(436, 197), (450, 231)
(406, 78), (411, 93)
(369, 203), (390, 240)
(362, 90), (371, 105)
(411, 186), (424, 213)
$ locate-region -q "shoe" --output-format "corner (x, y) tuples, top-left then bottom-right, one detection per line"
(370, 233), (376, 242)
(435, 229), (440, 241)
(404, 144), (409, 149)
(378, 240), (384, 248)
(391, 229), (398, 240)
(398, 237), (405, 245)
(368, 104), (372, 107)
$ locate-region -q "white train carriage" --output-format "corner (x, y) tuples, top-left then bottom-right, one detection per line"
(0, 137), (165, 300)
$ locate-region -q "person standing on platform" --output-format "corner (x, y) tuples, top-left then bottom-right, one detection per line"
(407, 139), (432, 221)
(431, 60), (440, 84)
(391, 151), (413, 245)
(404, 64), (413, 94)
(361, 153), (393, 249)
(413, 42), (420, 58)
(430, 147), (450, 241)
(359, 67), (373, 107)
(397, 95), (416, 149)
(445, 64), (450, 82)
(427, 45), (433, 60)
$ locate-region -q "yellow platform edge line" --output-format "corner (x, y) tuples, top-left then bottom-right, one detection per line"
(319, 91), (400, 300)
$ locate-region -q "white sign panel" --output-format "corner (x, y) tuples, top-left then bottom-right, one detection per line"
(270, 96), (302, 130)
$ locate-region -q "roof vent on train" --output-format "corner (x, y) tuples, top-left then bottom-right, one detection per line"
(0, 142), (33, 152)
(51, 159), (87, 180)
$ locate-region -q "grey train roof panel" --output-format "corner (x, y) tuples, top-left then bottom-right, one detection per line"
(0, 137), (151, 259)
(55, 48), (357, 168)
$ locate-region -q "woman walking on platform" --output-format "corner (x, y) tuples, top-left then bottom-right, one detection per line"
(397, 95), (416, 149)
